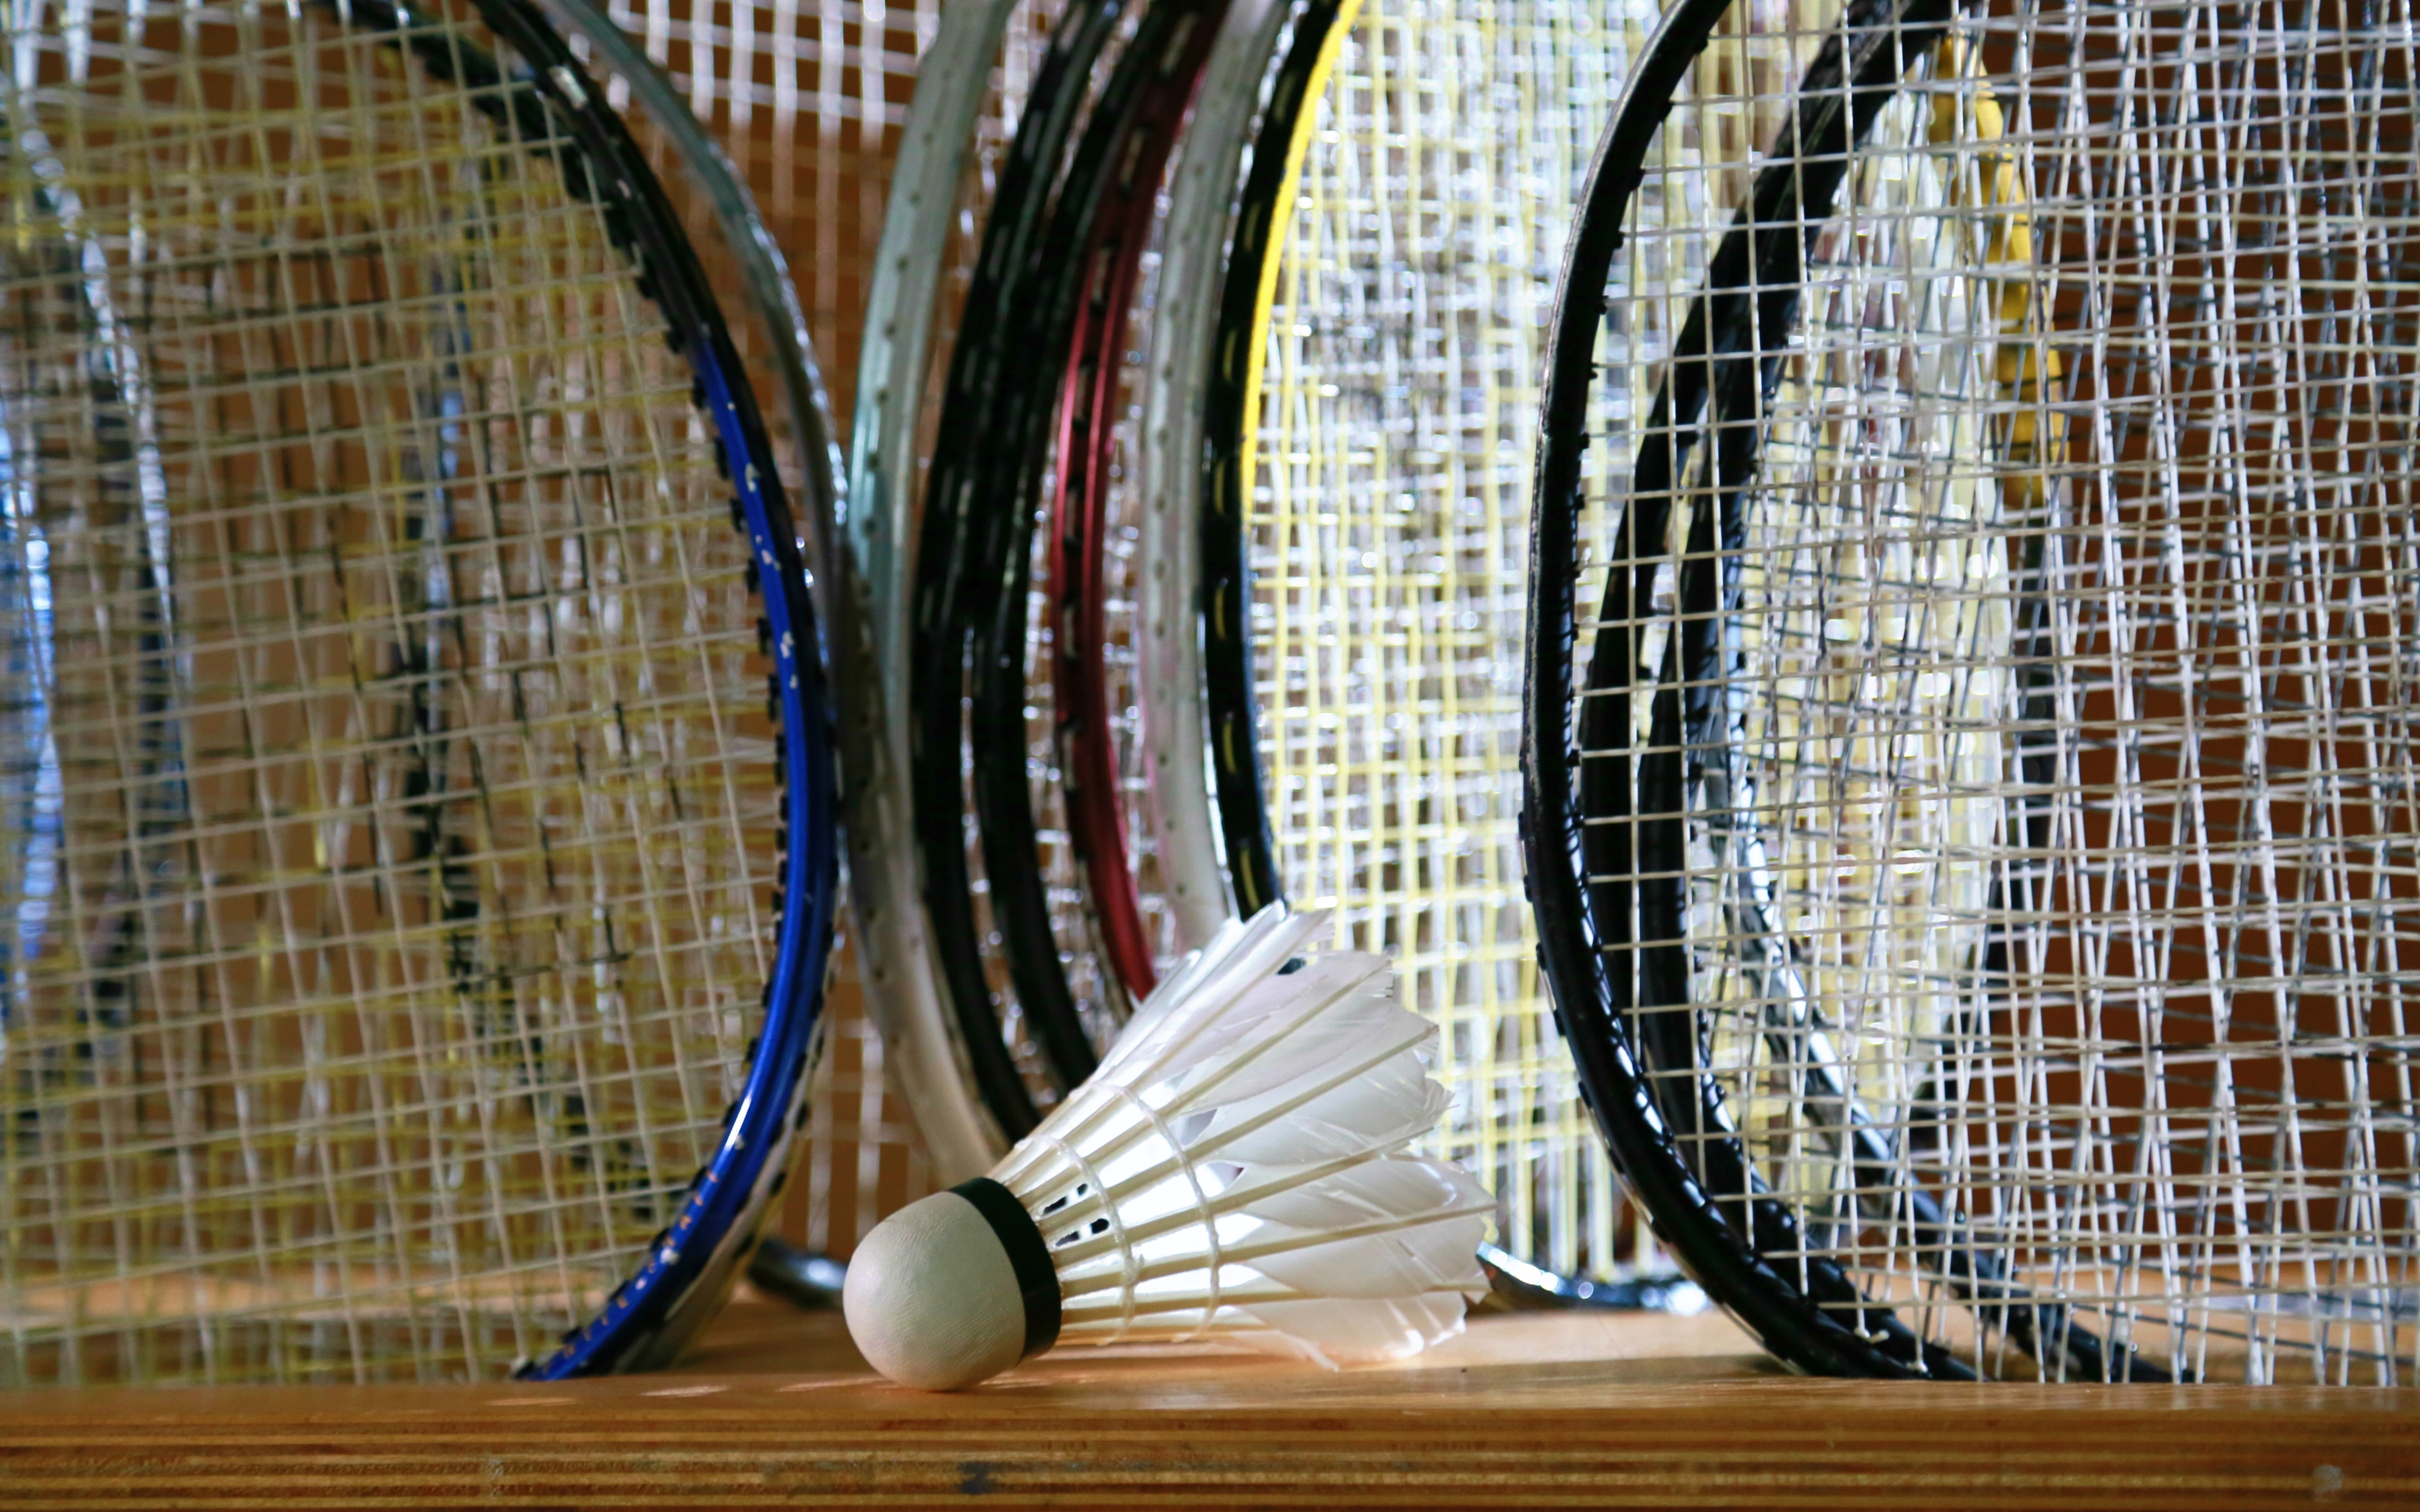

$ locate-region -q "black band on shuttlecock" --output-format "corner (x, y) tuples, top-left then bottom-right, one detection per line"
(950, 1176), (1062, 1358)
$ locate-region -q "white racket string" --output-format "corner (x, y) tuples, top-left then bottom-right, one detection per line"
(1243, 0), (1663, 1286)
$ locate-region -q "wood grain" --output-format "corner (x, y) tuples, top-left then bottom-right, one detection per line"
(2, 1301), (2414, 1508)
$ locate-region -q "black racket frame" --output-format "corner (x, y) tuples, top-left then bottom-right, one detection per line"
(1523, 0), (2176, 1381)
(911, 0), (1128, 1135)
(913, 0), (1228, 1135)
(1193, 0), (1350, 919)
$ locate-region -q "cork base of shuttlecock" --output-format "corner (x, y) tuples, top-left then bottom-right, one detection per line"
(842, 1191), (1028, 1390)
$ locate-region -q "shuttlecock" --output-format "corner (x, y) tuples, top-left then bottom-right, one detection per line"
(843, 906), (1491, 1390)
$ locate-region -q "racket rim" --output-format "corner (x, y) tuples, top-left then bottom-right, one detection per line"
(1193, 0), (1362, 923)
(1045, 0), (1232, 1010)
(837, 0), (1025, 1185)
(1131, 0), (1291, 956)
(958, 0), (1238, 1121)
(908, 0), (1125, 1134)
(387, 0), (842, 1382)
(1523, 0), (1980, 1383)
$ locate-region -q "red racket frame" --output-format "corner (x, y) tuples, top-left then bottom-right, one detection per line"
(1046, 5), (1223, 1002)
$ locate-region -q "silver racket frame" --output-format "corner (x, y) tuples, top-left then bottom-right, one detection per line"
(840, 0), (1024, 1183)
(1135, 0), (1290, 956)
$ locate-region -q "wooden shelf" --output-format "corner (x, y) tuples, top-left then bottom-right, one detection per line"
(3, 1298), (2415, 1507)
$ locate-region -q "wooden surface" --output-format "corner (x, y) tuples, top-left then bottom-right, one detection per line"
(2, 1300), (2415, 1508)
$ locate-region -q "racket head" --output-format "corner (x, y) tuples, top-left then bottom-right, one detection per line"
(1166, 0), (1678, 1294)
(0, 0), (836, 1384)
(1195, 0), (1359, 922)
(1529, 0), (2420, 1381)
(986, 0), (1218, 1041)
(911, 0), (1229, 1139)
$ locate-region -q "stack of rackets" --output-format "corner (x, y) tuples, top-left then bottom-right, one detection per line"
(843, 0), (1686, 1308)
(854, 0), (2419, 1380)
(6, 0), (2413, 1390)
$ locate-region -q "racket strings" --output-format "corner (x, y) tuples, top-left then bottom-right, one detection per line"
(2, 7), (780, 1383)
(1569, 0), (2416, 1380)
(1241, 0), (1658, 1283)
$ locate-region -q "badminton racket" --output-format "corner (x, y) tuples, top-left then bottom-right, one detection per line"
(0, 0), (838, 1384)
(1527, 0), (2416, 1381)
(1145, 0), (1693, 1300)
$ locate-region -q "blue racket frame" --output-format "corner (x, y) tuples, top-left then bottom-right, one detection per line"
(339, 0), (842, 1380)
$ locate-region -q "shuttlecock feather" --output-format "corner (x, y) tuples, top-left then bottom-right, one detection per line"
(843, 907), (1491, 1389)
